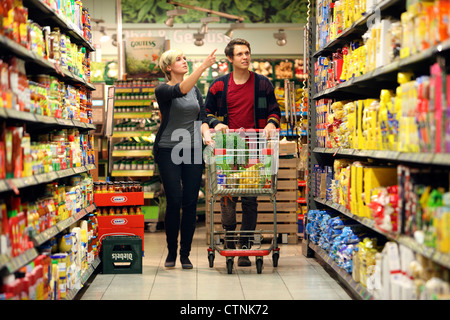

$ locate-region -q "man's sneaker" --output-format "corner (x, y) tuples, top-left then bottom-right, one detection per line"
(237, 256), (251, 267)
(225, 239), (236, 249)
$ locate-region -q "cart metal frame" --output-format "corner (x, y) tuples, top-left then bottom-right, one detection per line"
(205, 129), (280, 274)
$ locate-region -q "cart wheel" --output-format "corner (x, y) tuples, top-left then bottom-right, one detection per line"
(272, 252), (279, 268)
(208, 252), (215, 268)
(226, 258), (234, 274)
(256, 257), (263, 274)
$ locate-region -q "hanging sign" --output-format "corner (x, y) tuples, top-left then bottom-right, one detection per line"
(125, 36), (166, 79)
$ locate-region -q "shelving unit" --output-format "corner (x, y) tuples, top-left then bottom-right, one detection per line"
(304, 0), (450, 300)
(0, 0), (98, 300)
(106, 80), (163, 226)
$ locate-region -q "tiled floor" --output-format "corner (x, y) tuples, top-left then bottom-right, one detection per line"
(79, 222), (353, 300)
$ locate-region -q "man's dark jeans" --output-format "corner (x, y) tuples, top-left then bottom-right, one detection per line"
(220, 196), (258, 247)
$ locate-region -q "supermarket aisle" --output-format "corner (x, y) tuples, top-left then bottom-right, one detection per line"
(79, 222), (353, 300)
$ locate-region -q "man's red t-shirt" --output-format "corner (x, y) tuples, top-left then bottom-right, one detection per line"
(227, 72), (255, 129)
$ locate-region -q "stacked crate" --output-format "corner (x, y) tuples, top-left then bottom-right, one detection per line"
(205, 157), (299, 244)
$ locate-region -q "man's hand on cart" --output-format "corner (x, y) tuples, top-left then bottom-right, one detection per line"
(203, 129), (214, 146)
(214, 123), (229, 133)
(263, 122), (276, 138)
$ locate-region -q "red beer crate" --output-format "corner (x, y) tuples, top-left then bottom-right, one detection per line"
(94, 192), (144, 207)
(94, 191), (145, 251)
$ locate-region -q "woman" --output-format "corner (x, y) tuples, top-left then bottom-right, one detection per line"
(154, 48), (216, 269)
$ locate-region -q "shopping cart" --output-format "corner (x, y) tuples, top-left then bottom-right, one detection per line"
(205, 128), (280, 274)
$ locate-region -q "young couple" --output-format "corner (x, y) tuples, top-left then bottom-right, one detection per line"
(154, 38), (281, 269)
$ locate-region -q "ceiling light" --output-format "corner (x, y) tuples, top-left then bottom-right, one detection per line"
(199, 16), (219, 34)
(165, 16), (175, 27)
(273, 29), (287, 46)
(165, 7), (188, 27)
(200, 23), (208, 34)
(193, 32), (205, 46)
(99, 26), (110, 42)
(224, 21), (245, 39)
(224, 28), (233, 38)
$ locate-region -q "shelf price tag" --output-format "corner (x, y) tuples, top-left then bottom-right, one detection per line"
(0, 180), (9, 193)
(433, 153), (450, 166)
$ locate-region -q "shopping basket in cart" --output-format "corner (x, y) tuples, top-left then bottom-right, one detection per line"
(205, 128), (280, 274)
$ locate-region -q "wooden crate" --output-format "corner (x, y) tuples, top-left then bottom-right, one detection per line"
(205, 157), (299, 244)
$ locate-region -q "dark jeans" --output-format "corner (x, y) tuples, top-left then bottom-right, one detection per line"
(156, 147), (204, 258)
(220, 196), (258, 246)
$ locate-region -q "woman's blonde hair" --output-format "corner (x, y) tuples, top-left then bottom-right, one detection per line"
(159, 49), (184, 81)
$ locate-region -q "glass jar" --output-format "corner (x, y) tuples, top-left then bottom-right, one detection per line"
(135, 182), (142, 192)
(100, 182), (107, 193)
(107, 181), (114, 193)
(93, 182), (100, 193)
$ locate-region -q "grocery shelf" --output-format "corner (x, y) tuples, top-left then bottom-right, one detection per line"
(144, 192), (155, 199)
(114, 87), (156, 94)
(114, 100), (154, 107)
(0, 108), (96, 130)
(112, 150), (153, 157)
(313, 147), (450, 167)
(313, 0), (405, 57)
(32, 204), (97, 246)
(0, 34), (95, 90)
(314, 197), (450, 269)
(0, 203), (97, 273)
(280, 111), (308, 117)
(112, 131), (156, 138)
(280, 129), (307, 137)
(0, 164), (96, 194)
(111, 170), (154, 177)
(313, 38), (450, 101)
(308, 242), (374, 300)
(113, 112), (155, 119)
(65, 256), (101, 300)
(23, 0), (95, 52)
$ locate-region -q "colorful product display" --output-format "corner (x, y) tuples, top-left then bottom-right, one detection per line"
(0, 214), (98, 300)
(316, 66), (450, 154)
(0, 173), (93, 259)
(0, 57), (93, 122)
(0, 0), (96, 301)
(312, 159), (450, 254)
(1, 0), (92, 81)
(306, 209), (450, 299)
(0, 125), (95, 180)
(315, 0), (450, 92)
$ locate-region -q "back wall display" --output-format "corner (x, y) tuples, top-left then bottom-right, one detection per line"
(121, 0), (309, 24)
(125, 37), (166, 79)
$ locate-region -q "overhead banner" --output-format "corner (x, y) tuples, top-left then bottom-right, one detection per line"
(125, 36), (166, 79)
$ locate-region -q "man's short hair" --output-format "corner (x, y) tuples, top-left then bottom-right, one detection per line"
(224, 38), (251, 58)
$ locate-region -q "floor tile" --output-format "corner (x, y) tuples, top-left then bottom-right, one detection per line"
(80, 222), (353, 300)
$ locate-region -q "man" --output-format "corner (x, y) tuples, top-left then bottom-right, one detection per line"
(204, 38), (281, 267)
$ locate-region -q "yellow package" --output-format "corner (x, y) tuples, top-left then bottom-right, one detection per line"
(363, 166), (398, 218)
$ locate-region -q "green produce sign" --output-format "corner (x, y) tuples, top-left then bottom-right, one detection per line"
(125, 36), (166, 79)
(121, 0), (309, 24)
